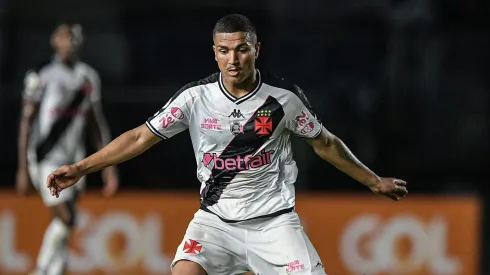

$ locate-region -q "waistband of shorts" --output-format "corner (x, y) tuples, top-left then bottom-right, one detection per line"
(199, 204), (295, 224)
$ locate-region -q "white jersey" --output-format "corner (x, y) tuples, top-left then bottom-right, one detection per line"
(146, 70), (322, 222)
(23, 57), (101, 165)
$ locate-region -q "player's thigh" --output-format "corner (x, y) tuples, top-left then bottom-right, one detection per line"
(172, 210), (248, 275)
(49, 196), (78, 226)
(248, 213), (327, 275)
(27, 161), (40, 189)
(173, 260), (252, 275)
(172, 259), (207, 275)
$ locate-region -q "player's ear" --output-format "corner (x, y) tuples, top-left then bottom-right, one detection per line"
(255, 42), (261, 59)
(212, 45), (217, 61)
(50, 32), (57, 49)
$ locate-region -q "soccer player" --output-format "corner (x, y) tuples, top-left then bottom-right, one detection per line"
(45, 14), (408, 275)
(16, 23), (119, 275)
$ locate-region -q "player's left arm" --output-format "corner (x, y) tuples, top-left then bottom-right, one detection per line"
(306, 128), (377, 187)
(86, 71), (119, 196)
(286, 85), (407, 201)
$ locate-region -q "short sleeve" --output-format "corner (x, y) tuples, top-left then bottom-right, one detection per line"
(22, 70), (45, 102)
(285, 85), (323, 138)
(145, 89), (192, 139)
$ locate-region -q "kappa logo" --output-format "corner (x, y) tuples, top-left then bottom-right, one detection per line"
(254, 110), (273, 135)
(228, 109), (245, 118)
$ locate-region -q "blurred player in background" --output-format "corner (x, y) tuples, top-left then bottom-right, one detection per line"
(45, 15), (407, 275)
(16, 23), (119, 275)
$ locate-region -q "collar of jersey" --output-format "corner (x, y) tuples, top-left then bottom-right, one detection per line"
(218, 69), (263, 105)
(52, 54), (79, 69)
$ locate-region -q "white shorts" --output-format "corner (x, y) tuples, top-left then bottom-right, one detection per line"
(172, 209), (327, 275)
(28, 161), (85, 207)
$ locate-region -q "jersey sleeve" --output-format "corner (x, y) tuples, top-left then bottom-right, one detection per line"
(285, 85), (323, 138)
(145, 89), (192, 139)
(22, 70), (45, 102)
(88, 70), (101, 103)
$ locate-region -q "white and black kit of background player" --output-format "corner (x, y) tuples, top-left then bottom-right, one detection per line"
(23, 57), (107, 205)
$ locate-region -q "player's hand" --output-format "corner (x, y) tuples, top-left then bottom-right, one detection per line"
(15, 169), (32, 196)
(369, 178), (408, 201)
(46, 164), (83, 198)
(101, 166), (119, 197)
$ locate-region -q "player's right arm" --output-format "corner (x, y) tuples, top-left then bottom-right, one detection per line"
(83, 124), (162, 174)
(78, 124), (161, 174)
(16, 71), (43, 195)
(47, 88), (193, 197)
(47, 124), (160, 197)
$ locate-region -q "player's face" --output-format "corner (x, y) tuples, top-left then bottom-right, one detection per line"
(213, 32), (260, 86)
(51, 25), (74, 60)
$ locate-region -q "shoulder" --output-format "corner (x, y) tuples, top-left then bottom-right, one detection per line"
(172, 72), (220, 99)
(30, 60), (54, 77)
(78, 62), (100, 78)
(177, 72), (219, 93)
(23, 60), (52, 87)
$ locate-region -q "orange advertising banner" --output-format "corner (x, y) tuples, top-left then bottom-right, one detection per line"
(0, 191), (481, 275)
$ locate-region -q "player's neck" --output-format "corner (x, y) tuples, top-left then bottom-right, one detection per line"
(55, 54), (78, 68)
(223, 70), (258, 99)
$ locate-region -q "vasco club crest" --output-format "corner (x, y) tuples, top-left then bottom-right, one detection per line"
(254, 110), (273, 135)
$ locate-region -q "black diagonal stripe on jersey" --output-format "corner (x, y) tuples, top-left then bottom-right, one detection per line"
(36, 88), (89, 162)
(201, 96), (285, 207)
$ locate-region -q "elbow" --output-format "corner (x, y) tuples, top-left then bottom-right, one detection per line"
(132, 124), (160, 149)
(319, 132), (337, 150)
(132, 128), (146, 146)
(312, 132), (337, 158)
(324, 133), (337, 148)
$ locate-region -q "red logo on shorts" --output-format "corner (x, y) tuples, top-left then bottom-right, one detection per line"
(183, 239), (202, 254)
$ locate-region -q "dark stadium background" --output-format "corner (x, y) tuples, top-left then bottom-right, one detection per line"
(0, 0), (488, 274)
